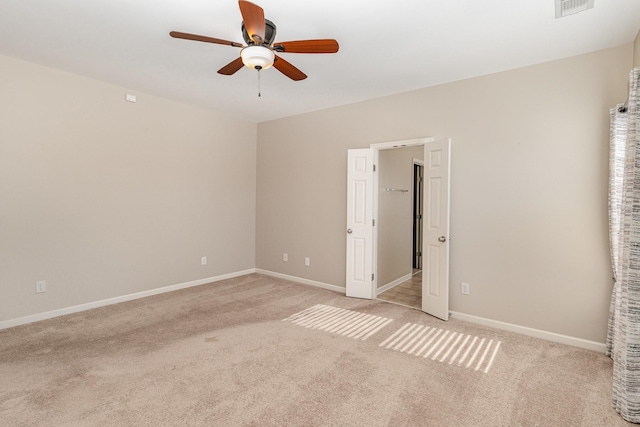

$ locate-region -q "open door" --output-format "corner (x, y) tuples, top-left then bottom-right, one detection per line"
(345, 138), (450, 317)
(421, 138), (451, 320)
(345, 148), (374, 299)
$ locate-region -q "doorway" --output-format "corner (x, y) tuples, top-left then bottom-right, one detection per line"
(375, 149), (424, 310)
(345, 138), (451, 320)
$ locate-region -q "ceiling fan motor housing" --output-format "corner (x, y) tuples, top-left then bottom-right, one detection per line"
(242, 19), (276, 45)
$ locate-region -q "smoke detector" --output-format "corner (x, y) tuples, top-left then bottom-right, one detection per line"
(555, 0), (595, 18)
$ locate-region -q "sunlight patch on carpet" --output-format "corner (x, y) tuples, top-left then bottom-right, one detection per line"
(379, 322), (501, 373)
(283, 304), (393, 341)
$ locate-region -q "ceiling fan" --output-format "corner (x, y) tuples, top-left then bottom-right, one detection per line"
(170, 0), (339, 81)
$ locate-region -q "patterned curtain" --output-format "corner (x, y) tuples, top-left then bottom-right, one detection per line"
(608, 67), (640, 423)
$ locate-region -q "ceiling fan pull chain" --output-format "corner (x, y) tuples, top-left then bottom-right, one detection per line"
(258, 68), (261, 98)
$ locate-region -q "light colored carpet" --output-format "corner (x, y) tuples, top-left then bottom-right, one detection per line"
(0, 274), (631, 426)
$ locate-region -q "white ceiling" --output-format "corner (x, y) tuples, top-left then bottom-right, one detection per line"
(1, 1), (639, 123)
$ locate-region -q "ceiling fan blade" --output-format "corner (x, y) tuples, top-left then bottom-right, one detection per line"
(273, 39), (339, 54)
(170, 31), (243, 48)
(218, 57), (245, 75)
(273, 55), (307, 81)
(238, 0), (266, 44)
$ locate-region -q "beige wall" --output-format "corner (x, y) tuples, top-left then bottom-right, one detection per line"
(256, 44), (633, 343)
(1, 42), (634, 342)
(0, 54), (257, 322)
(634, 29), (640, 68)
(378, 146), (423, 288)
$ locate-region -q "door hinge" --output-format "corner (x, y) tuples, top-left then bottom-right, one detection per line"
(373, 164), (376, 172)
(372, 274), (375, 281)
(372, 219), (375, 226)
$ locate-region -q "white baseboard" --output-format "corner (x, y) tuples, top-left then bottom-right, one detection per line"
(254, 271), (606, 353)
(377, 273), (412, 294)
(0, 268), (257, 331)
(450, 311), (606, 353)
(2, 269), (606, 354)
(255, 269), (345, 294)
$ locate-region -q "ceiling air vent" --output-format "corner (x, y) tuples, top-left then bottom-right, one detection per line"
(555, 0), (595, 18)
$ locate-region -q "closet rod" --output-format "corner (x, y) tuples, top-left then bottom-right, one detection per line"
(381, 188), (409, 193)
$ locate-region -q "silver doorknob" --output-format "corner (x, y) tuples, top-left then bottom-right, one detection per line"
(438, 236), (446, 243)
(347, 228), (353, 234)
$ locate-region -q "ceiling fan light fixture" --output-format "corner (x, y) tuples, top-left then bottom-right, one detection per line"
(241, 45), (275, 70)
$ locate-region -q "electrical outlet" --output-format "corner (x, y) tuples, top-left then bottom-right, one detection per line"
(283, 253), (288, 262)
(461, 282), (470, 295)
(304, 257), (310, 266)
(201, 256), (207, 266)
(36, 280), (46, 294)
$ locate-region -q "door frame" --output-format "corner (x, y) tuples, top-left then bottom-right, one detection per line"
(412, 158), (425, 271)
(370, 137), (434, 296)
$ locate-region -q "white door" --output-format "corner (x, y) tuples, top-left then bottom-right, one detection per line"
(346, 148), (374, 299)
(422, 139), (451, 320)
